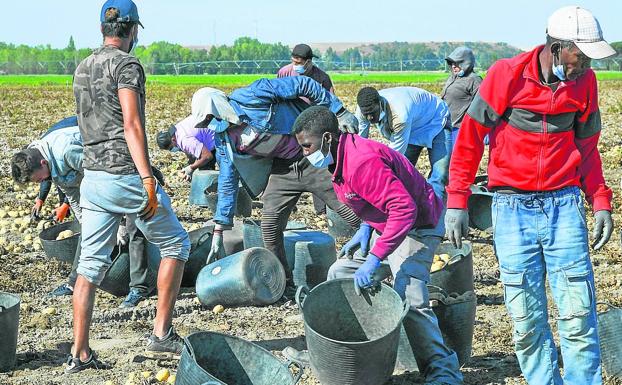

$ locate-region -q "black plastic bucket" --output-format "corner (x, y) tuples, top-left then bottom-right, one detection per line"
(283, 230), (336, 288)
(296, 279), (408, 385)
(467, 191), (493, 232)
(242, 219), (307, 249)
(39, 220), (81, 263)
(430, 242), (474, 295)
(177, 331), (303, 385)
(0, 292), (20, 372)
(189, 170), (252, 217)
(99, 245), (157, 297)
(195, 247), (286, 308)
(429, 286), (476, 366)
(598, 302), (622, 378)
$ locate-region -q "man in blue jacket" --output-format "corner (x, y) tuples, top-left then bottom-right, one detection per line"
(192, 76), (361, 295)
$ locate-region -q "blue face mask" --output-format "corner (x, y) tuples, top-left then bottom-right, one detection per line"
(306, 135), (334, 169)
(457, 70), (465, 77)
(170, 146), (181, 153)
(552, 52), (566, 81)
(130, 36), (139, 54)
(209, 118), (231, 133)
(293, 64), (306, 74)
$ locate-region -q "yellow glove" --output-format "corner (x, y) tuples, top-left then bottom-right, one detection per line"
(140, 176), (158, 221)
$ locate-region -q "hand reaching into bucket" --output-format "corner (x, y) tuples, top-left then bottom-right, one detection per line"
(353, 254), (381, 295)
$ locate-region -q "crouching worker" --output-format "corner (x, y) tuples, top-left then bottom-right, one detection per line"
(156, 114), (217, 181)
(67, 0), (190, 373)
(11, 128), (159, 306)
(294, 106), (463, 385)
(190, 76), (361, 297)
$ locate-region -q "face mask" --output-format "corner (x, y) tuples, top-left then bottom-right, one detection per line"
(129, 35), (139, 54)
(209, 118), (231, 133)
(293, 64), (306, 74)
(306, 135), (334, 169)
(552, 50), (566, 81)
(170, 146), (181, 153)
(457, 70), (465, 77)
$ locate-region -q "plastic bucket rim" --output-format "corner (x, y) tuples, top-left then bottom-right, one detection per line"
(0, 292), (20, 309)
(183, 330), (299, 382)
(300, 278), (407, 347)
(38, 220), (80, 241)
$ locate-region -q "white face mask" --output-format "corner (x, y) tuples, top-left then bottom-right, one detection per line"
(306, 134), (334, 169)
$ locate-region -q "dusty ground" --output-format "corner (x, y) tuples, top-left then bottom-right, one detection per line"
(0, 80), (621, 385)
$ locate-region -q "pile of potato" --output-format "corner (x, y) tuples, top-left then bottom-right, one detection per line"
(55, 229), (75, 241)
(431, 253), (451, 273)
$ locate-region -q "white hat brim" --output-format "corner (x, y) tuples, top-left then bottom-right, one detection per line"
(575, 40), (616, 59)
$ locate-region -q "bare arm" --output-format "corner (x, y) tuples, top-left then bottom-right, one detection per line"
(119, 88), (153, 179)
(189, 146), (214, 170)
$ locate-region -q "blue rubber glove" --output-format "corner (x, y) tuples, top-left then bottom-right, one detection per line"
(339, 223), (372, 259)
(354, 254), (382, 295)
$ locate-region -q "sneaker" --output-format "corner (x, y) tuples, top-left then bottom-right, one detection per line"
(145, 327), (183, 360)
(64, 350), (108, 374)
(120, 289), (148, 308)
(49, 283), (73, 297)
(282, 347), (309, 367)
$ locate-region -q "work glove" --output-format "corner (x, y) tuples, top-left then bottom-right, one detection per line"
(116, 225), (129, 247)
(152, 166), (166, 187)
(53, 203), (71, 222)
(140, 176), (158, 221)
(336, 109), (359, 134)
(592, 210), (613, 251)
(180, 166), (194, 182)
(353, 254), (382, 295)
(339, 223), (372, 259)
(31, 198), (44, 220)
(206, 227), (226, 265)
(445, 208), (469, 249)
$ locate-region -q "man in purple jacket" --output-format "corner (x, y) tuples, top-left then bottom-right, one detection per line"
(293, 106), (463, 385)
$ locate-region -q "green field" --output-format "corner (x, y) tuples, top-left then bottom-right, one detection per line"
(1, 71), (621, 87)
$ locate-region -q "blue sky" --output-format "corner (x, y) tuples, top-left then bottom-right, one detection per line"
(3, 1), (620, 50)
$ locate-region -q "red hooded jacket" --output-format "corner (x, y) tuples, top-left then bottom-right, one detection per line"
(447, 45), (612, 212)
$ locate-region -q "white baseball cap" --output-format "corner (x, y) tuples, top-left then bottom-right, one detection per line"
(547, 5), (615, 59)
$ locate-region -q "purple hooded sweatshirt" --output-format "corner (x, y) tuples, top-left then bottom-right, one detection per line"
(331, 133), (443, 260)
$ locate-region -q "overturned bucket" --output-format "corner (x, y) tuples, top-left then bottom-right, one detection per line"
(242, 219), (307, 249)
(284, 230), (336, 288)
(39, 220), (81, 263)
(177, 331), (303, 385)
(196, 247), (286, 308)
(0, 292), (20, 372)
(429, 286), (476, 366)
(189, 170), (252, 217)
(296, 279), (408, 385)
(598, 302), (622, 377)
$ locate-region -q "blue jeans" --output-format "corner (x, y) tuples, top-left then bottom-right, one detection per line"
(77, 170), (190, 285)
(403, 126), (453, 201)
(328, 231), (463, 384)
(213, 135), (240, 226)
(492, 187), (601, 385)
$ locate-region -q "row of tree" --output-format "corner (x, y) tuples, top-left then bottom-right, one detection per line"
(0, 37), (620, 75)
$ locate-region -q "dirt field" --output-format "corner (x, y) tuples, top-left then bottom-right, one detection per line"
(0, 79), (621, 385)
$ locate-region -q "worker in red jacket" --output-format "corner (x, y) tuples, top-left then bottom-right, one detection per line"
(445, 6), (615, 385)
(294, 106), (463, 385)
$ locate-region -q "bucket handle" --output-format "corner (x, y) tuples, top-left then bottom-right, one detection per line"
(400, 299), (410, 321)
(197, 229), (213, 245)
(287, 360), (304, 385)
(201, 382), (221, 385)
(295, 286), (310, 311)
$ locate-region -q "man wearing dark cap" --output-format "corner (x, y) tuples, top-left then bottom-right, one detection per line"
(69, 0), (189, 373)
(157, 115), (216, 181)
(278, 43), (334, 93)
(278, 43), (335, 215)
